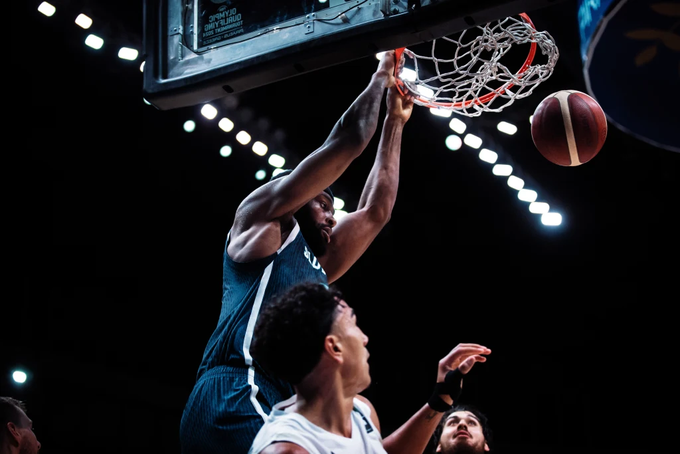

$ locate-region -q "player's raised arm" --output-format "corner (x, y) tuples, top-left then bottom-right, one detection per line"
(228, 52), (396, 263)
(380, 343), (490, 454)
(321, 84), (414, 283)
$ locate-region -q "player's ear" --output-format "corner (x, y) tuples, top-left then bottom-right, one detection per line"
(324, 335), (343, 362)
(435, 442), (443, 453)
(6, 421), (21, 442)
(484, 442), (490, 452)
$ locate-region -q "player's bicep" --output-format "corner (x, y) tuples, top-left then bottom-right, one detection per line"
(268, 145), (360, 218)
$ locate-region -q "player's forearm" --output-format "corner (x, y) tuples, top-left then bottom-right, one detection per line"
(381, 403), (446, 454)
(356, 115), (405, 219)
(333, 69), (391, 151)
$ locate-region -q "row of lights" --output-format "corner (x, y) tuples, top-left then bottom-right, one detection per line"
(36, 1), (558, 226)
(188, 104), (349, 217)
(36, 1), (349, 217)
(442, 116), (562, 226)
(38, 2), (140, 62)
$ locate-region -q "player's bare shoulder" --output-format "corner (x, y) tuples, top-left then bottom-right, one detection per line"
(228, 186), (297, 263)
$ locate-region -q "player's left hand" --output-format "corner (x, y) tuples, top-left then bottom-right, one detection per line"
(386, 85), (414, 123)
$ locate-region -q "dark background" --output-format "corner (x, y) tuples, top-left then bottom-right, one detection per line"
(11, 0), (678, 453)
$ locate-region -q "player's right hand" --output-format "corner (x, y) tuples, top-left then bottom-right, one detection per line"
(437, 343), (491, 383)
(386, 86), (414, 123)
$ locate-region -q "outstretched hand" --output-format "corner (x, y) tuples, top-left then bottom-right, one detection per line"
(437, 343), (491, 383)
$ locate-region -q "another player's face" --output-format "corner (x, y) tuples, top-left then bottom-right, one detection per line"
(297, 192), (336, 257)
(332, 299), (371, 392)
(436, 411), (489, 454)
(15, 408), (41, 454)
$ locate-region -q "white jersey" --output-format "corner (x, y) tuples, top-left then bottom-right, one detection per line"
(249, 395), (387, 454)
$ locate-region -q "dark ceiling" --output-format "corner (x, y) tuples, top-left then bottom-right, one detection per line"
(12, 1), (678, 453)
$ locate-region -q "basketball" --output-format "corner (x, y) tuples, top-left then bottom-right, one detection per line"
(531, 90), (608, 166)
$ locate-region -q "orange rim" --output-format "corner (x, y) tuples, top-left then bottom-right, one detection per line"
(394, 13), (537, 110)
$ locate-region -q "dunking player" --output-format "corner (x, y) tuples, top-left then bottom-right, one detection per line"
(179, 51), (414, 454)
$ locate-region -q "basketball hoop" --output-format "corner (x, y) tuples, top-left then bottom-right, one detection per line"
(394, 13), (559, 117)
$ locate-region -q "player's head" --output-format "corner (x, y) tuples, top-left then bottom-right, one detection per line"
(433, 404), (492, 454)
(0, 397), (41, 453)
(251, 282), (371, 391)
(269, 169), (336, 257)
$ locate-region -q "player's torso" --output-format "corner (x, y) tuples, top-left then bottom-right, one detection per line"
(251, 397), (387, 454)
(199, 223), (328, 373)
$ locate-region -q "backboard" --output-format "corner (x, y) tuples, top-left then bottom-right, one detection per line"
(143, 0), (564, 110)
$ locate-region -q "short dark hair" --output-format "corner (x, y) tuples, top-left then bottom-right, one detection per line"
(250, 282), (342, 384)
(1, 397), (28, 445)
(431, 403), (494, 453)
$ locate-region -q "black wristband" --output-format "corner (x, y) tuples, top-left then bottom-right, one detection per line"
(443, 368), (464, 401)
(427, 392), (452, 412)
(427, 369), (464, 412)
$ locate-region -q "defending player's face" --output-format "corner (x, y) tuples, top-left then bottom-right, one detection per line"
(332, 299), (371, 391)
(15, 408), (41, 454)
(436, 411), (489, 454)
(297, 192), (336, 257)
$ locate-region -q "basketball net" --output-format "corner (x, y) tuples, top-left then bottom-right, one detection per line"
(394, 13), (559, 117)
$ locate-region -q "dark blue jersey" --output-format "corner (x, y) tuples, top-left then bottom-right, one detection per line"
(196, 221), (328, 413)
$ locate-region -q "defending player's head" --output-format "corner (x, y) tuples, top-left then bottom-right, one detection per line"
(0, 396), (42, 454)
(269, 169), (336, 257)
(432, 404), (493, 454)
(250, 281), (370, 391)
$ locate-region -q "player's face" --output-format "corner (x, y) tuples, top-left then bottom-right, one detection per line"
(332, 299), (371, 392)
(436, 411), (489, 454)
(297, 192), (336, 257)
(16, 409), (41, 454)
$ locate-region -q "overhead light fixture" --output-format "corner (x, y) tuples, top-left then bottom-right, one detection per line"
(201, 104), (218, 120)
(478, 148), (498, 164)
(497, 121), (518, 135)
(38, 2), (56, 16)
(268, 154), (285, 167)
(12, 370), (27, 384)
(529, 202), (550, 214)
(252, 141), (268, 156)
(236, 131), (251, 145)
(430, 108), (452, 118)
(541, 212), (562, 226)
(463, 133), (482, 149)
(218, 118), (234, 132)
(183, 120), (196, 133)
(85, 34), (104, 50)
(518, 188), (538, 202)
(449, 118), (467, 134)
(75, 13), (92, 29)
(118, 47), (139, 61)
(445, 135), (462, 151)
(507, 175), (524, 190)
(492, 164), (512, 176)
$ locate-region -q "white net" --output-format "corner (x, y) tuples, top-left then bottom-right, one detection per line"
(395, 13), (559, 117)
